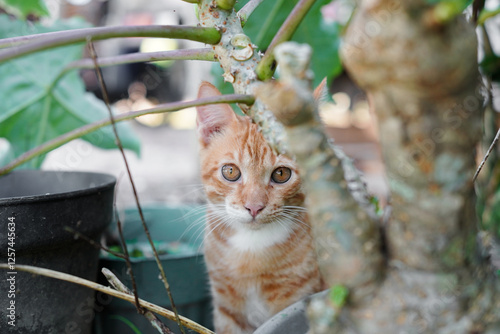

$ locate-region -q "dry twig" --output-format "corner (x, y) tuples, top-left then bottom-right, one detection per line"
(88, 40), (186, 334)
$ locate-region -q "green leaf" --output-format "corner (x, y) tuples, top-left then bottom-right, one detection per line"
(0, 15), (140, 169)
(329, 284), (349, 309)
(480, 53), (500, 83)
(0, 0), (49, 19)
(236, 0), (342, 88)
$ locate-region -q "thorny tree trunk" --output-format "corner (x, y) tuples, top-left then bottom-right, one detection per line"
(304, 0), (499, 332)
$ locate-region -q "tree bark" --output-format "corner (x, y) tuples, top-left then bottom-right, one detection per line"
(335, 0), (499, 332)
(263, 0), (500, 332)
(197, 0), (500, 331)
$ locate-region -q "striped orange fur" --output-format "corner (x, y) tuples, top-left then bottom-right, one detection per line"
(196, 82), (322, 334)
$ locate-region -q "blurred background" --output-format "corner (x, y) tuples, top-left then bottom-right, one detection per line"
(1, 1), (500, 333)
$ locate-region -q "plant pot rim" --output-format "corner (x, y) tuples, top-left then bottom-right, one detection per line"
(0, 169), (116, 205)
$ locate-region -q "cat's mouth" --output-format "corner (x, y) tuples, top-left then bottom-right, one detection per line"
(240, 216), (272, 230)
(245, 219), (263, 229)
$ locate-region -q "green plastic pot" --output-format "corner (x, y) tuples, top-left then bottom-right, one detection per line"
(94, 204), (212, 334)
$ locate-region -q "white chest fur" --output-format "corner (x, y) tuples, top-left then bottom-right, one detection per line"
(228, 220), (293, 252)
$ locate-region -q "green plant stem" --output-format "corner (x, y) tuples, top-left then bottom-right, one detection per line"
(48, 48), (215, 97)
(256, 0), (317, 81)
(478, 7), (500, 25)
(69, 48), (215, 70)
(0, 25), (220, 64)
(0, 264), (215, 334)
(0, 94), (254, 175)
(238, 0), (267, 27)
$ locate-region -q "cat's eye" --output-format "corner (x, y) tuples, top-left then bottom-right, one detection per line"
(271, 167), (292, 184)
(221, 164), (241, 182)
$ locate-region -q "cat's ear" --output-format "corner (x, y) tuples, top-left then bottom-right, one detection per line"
(196, 81), (237, 146)
(313, 77), (328, 106)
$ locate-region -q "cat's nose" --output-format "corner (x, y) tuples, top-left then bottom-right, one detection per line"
(245, 204), (265, 218)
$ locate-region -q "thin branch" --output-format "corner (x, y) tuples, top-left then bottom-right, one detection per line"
(68, 48), (215, 71)
(48, 48), (216, 103)
(0, 25), (220, 63)
(65, 222), (144, 320)
(88, 41), (186, 334)
(103, 269), (174, 334)
(0, 34), (39, 48)
(238, 0), (266, 26)
(255, 0), (317, 81)
(473, 0), (486, 24)
(116, 215), (143, 315)
(473, 126), (500, 182)
(0, 263), (215, 334)
(63, 226), (127, 260)
(0, 93), (254, 175)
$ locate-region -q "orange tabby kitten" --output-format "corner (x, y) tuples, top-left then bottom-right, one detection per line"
(196, 82), (322, 334)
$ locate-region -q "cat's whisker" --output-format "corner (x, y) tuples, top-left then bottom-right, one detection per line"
(201, 217), (230, 251)
(191, 211), (225, 246)
(185, 216), (210, 249)
(166, 184), (207, 203)
(275, 212), (310, 235)
(283, 205), (308, 212)
(175, 204), (216, 243)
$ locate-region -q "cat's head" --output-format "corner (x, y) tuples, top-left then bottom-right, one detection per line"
(196, 82), (305, 230)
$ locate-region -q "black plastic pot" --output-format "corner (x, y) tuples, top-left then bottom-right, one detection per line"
(0, 170), (116, 334)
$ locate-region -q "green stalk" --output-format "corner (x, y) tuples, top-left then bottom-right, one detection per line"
(478, 7), (500, 25)
(256, 0), (317, 81)
(0, 94), (255, 175)
(48, 48), (215, 94)
(0, 25), (220, 63)
(70, 48), (216, 69)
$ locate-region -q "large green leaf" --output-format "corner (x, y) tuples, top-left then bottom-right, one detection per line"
(0, 15), (140, 168)
(235, 0), (343, 88)
(0, 0), (49, 19)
